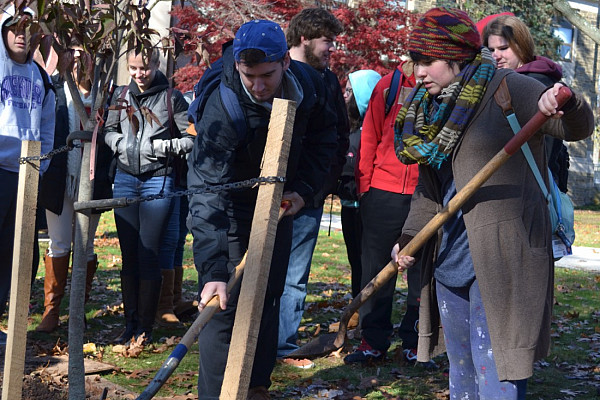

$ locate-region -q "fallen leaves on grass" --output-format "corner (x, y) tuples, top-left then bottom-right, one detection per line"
(112, 335), (146, 358)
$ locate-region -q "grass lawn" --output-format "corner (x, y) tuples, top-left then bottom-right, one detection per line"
(1, 204), (599, 399)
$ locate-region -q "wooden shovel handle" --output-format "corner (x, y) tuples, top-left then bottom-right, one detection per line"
(333, 86), (572, 349)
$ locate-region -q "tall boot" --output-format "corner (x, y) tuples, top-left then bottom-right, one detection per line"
(155, 269), (180, 326)
(85, 254), (98, 303)
(36, 252), (70, 333)
(114, 274), (139, 344)
(137, 279), (162, 343)
(173, 266), (198, 317)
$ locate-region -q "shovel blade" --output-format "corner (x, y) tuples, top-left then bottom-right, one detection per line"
(286, 333), (341, 359)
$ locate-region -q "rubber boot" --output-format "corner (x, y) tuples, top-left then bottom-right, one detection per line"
(136, 279), (162, 343)
(155, 269), (180, 326)
(114, 274), (139, 344)
(85, 254), (98, 303)
(36, 252), (70, 333)
(173, 266), (197, 317)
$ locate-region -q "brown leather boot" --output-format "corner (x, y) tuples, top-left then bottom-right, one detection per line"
(155, 269), (179, 326)
(85, 254), (98, 303)
(36, 252), (70, 333)
(173, 266), (197, 317)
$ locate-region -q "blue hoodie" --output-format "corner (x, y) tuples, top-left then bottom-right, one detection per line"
(348, 69), (381, 117)
(0, 5), (55, 174)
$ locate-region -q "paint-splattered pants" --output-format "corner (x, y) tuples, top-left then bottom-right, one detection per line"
(436, 279), (527, 400)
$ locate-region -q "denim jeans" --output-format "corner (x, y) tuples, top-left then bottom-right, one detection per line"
(158, 192), (181, 270)
(158, 190), (190, 270)
(277, 206), (323, 358)
(174, 195), (189, 267)
(113, 170), (173, 281)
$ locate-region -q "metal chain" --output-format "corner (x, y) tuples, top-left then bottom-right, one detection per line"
(123, 176), (286, 206)
(18, 144), (80, 164)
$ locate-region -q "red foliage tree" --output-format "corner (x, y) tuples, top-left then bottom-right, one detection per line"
(171, 0), (418, 91)
(171, 0), (307, 91)
(331, 0), (418, 80)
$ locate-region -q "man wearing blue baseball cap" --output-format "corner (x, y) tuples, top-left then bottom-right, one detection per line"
(187, 19), (337, 399)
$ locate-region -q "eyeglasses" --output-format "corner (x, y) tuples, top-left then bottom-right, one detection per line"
(344, 87), (353, 95)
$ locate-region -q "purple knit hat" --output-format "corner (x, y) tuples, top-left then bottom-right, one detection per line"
(408, 7), (481, 61)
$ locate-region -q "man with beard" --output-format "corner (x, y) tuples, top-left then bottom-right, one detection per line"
(277, 7), (350, 368)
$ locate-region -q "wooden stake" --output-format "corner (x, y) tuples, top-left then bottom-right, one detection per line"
(220, 99), (296, 400)
(2, 141), (41, 400)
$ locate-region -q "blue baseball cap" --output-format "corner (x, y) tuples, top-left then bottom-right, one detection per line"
(233, 20), (288, 63)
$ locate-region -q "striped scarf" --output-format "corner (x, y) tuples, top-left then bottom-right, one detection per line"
(394, 47), (495, 168)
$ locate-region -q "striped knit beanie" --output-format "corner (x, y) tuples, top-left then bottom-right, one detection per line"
(408, 7), (481, 61)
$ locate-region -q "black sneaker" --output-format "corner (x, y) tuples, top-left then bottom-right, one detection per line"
(344, 338), (385, 364)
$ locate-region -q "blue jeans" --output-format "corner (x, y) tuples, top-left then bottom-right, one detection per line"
(158, 192), (181, 270)
(174, 195), (189, 267)
(113, 170), (173, 281)
(277, 206), (323, 357)
(437, 280), (528, 400)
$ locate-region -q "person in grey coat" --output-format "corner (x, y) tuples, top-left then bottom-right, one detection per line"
(391, 7), (593, 400)
(104, 48), (192, 344)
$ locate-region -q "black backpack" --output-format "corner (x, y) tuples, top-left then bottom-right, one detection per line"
(34, 61), (54, 100)
(187, 56), (246, 140)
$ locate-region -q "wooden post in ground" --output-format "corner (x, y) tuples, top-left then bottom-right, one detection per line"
(220, 98), (296, 400)
(2, 141), (41, 400)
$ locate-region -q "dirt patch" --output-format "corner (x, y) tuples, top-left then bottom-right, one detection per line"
(0, 342), (138, 400)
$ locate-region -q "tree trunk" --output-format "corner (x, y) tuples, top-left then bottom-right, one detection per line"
(554, 0), (600, 45)
(68, 141), (93, 400)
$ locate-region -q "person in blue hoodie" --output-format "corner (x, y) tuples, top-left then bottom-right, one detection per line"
(339, 69), (381, 298)
(0, 4), (55, 346)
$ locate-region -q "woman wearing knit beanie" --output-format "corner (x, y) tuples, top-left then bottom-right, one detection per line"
(391, 7), (593, 399)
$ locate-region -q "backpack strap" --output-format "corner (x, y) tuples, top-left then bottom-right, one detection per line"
(493, 76), (551, 205)
(33, 61), (54, 100)
(385, 67), (401, 116)
(166, 87), (178, 138)
(219, 82), (246, 143)
(116, 86), (129, 122)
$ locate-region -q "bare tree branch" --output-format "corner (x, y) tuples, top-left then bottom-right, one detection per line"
(554, 0), (600, 45)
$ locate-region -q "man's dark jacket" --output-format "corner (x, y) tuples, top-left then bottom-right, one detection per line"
(304, 68), (349, 208)
(187, 43), (338, 282)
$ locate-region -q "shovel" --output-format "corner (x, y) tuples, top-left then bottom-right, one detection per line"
(287, 86), (572, 359)
(135, 202), (289, 400)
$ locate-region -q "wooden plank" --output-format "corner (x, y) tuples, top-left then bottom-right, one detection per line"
(220, 98), (296, 400)
(2, 141), (41, 400)
(34, 355), (115, 376)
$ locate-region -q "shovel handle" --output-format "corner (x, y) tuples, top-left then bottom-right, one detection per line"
(504, 85), (572, 155)
(333, 86), (573, 349)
